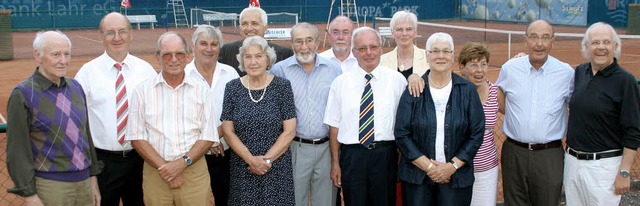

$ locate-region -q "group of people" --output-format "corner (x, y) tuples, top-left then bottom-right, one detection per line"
(4, 6), (639, 206)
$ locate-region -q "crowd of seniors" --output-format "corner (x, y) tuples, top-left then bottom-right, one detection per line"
(4, 7), (640, 206)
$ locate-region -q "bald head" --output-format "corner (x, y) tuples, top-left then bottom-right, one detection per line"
(525, 19), (554, 36)
(99, 12), (132, 32)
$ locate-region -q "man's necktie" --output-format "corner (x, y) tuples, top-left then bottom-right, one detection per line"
(359, 73), (375, 148)
(114, 63), (128, 145)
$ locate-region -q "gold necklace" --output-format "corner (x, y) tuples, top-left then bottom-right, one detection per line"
(397, 49), (413, 71)
(428, 74), (450, 89)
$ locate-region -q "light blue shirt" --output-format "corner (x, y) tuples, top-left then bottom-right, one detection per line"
(270, 54), (342, 140)
(496, 55), (574, 144)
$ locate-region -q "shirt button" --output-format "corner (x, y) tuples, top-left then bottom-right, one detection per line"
(445, 124), (449, 128)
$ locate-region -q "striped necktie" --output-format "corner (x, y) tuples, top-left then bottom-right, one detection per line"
(359, 73), (374, 147)
(114, 63), (128, 145)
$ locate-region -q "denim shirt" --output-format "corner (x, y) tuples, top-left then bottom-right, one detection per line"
(395, 71), (485, 188)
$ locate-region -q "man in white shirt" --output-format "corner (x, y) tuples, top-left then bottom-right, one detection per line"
(127, 32), (218, 206)
(75, 12), (157, 206)
(497, 19), (574, 206)
(185, 25), (239, 206)
(324, 27), (407, 206)
(318, 16), (358, 74)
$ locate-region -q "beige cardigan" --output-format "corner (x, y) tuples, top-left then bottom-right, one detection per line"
(380, 45), (429, 77)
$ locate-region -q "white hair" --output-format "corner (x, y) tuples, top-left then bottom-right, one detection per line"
(33, 31), (72, 57)
(240, 6), (268, 26)
(581, 22), (621, 59)
(390, 10), (418, 30)
(351, 27), (381, 48)
(192, 25), (224, 47)
(236, 36), (277, 71)
(426, 32), (454, 52)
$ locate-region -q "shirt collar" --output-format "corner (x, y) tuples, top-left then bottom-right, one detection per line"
(33, 66), (68, 90)
(593, 58), (619, 77)
(286, 54), (330, 70)
(153, 71), (194, 89)
(103, 51), (133, 71)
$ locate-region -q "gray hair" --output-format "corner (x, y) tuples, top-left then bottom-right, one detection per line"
(426, 32), (454, 52)
(192, 25), (224, 47)
(236, 36), (277, 71)
(351, 27), (382, 48)
(328, 15), (353, 31)
(581, 22), (621, 59)
(240, 6), (268, 26)
(390, 10), (418, 30)
(33, 30), (72, 57)
(290, 22), (319, 40)
(156, 31), (191, 54)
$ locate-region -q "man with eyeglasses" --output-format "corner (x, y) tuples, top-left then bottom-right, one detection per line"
(76, 12), (156, 206)
(219, 6), (293, 76)
(496, 19), (574, 206)
(127, 32), (218, 205)
(324, 27), (407, 206)
(271, 22), (342, 206)
(564, 22), (640, 206)
(319, 16), (358, 74)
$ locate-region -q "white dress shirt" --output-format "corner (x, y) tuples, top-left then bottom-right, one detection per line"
(324, 64), (407, 144)
(319, 49), (359, 74)
(75, 52), (157, 151)
(126, 72), (219, 161)
(186, 60), (239, 150)
(496, 55), (574, 144)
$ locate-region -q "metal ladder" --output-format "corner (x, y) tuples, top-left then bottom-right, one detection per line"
(323, 0), (359, 47)
(167, 0), (189, 28)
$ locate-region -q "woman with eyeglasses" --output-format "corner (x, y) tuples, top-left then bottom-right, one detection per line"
(458, 42), (499, 206)
(394, 32), (484, 206)
(380, 10), (428, 97)
(221, 36), (297, 206)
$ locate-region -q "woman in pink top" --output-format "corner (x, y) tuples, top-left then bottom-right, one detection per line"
(458, 42), (499, 206)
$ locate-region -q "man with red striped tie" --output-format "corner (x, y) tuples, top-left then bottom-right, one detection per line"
(76, 12), (157, 206)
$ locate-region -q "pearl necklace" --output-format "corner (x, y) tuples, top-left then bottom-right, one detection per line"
(247, 76), (267, 103)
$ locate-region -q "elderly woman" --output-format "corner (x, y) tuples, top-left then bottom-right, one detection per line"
(458, 42), (499, 206)
(381, 10), (428, 96)
(221, 36), (296, 206)
(394, 32), (484, 206)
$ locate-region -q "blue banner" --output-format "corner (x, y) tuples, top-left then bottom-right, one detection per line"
(460, 0), (588, 26)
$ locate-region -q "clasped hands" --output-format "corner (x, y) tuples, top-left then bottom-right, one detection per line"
(158, 159), (187, 189)
(246, 155), (272, 176)
(425, 159), (456, 184)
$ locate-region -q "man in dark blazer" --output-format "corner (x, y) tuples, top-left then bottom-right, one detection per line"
(218, 6), (293, 76)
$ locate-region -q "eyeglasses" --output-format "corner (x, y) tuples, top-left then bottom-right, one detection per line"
(394, 27), (414, 33)
(526, 34), (554, 43)
(161, 52), (187, 61)
(293, 38), (316, 46)
(355, 45), (380, 53)
(102, 29), (129, 38)
(589, 40), (613, 47)
(466, 62), (489, 70)
(428, 49), (453, 55)
(330, 30), (351, 37)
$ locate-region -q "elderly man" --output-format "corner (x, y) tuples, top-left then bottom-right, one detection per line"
(319, 16), (358, 74)
(324, 27), (407, 206)
(497, 19), (574, 206)
(6, 31), (101, 205)
(564, 22), (640, 206)
(271, 22), (342, 206)
(219, 6), (293, 76)
(75, 12), (156, 206)
(185, 25), (239, 206)
(127, 32), (218, 206)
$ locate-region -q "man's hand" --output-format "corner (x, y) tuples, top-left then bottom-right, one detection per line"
(91, 176), (101, 206)
(24, 194), (44, 206)
(168, 175), (184, 189)
(157, 160), (187, 182)
(614, 173), (631, 195)
(426, 160), (455, 184)
(209, 142), (225, 157)
(331, 163), (342, 187)
(407, 74), (425, 97)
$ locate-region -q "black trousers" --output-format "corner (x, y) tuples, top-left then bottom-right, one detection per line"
(339, 142), (397, 206)
(401, 181), (472, 206)
(96, 149), (144, 206)
(205, 150), (231, 206)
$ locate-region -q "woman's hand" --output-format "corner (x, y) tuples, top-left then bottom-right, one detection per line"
(246, 155), (272, 176)
(426, 160), (456, 184)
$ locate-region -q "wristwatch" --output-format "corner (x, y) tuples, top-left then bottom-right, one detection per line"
(183, 155), (193, 167)
(449, 161), (459, 170)
(620, 170), (630, 178)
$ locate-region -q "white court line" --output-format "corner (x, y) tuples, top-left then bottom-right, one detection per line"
(0, 113), (5, 123)
(76, 35), (100, 43)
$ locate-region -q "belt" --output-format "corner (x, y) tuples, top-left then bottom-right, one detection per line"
(507, 137), (562, 151)
(567, 147), (622, 160)
(341, 141), (395, 150)
(96, 148), (135, 158)
(293, 136), (329, 145)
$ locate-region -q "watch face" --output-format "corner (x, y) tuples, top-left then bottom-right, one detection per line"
(621, 170), (630, 178)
